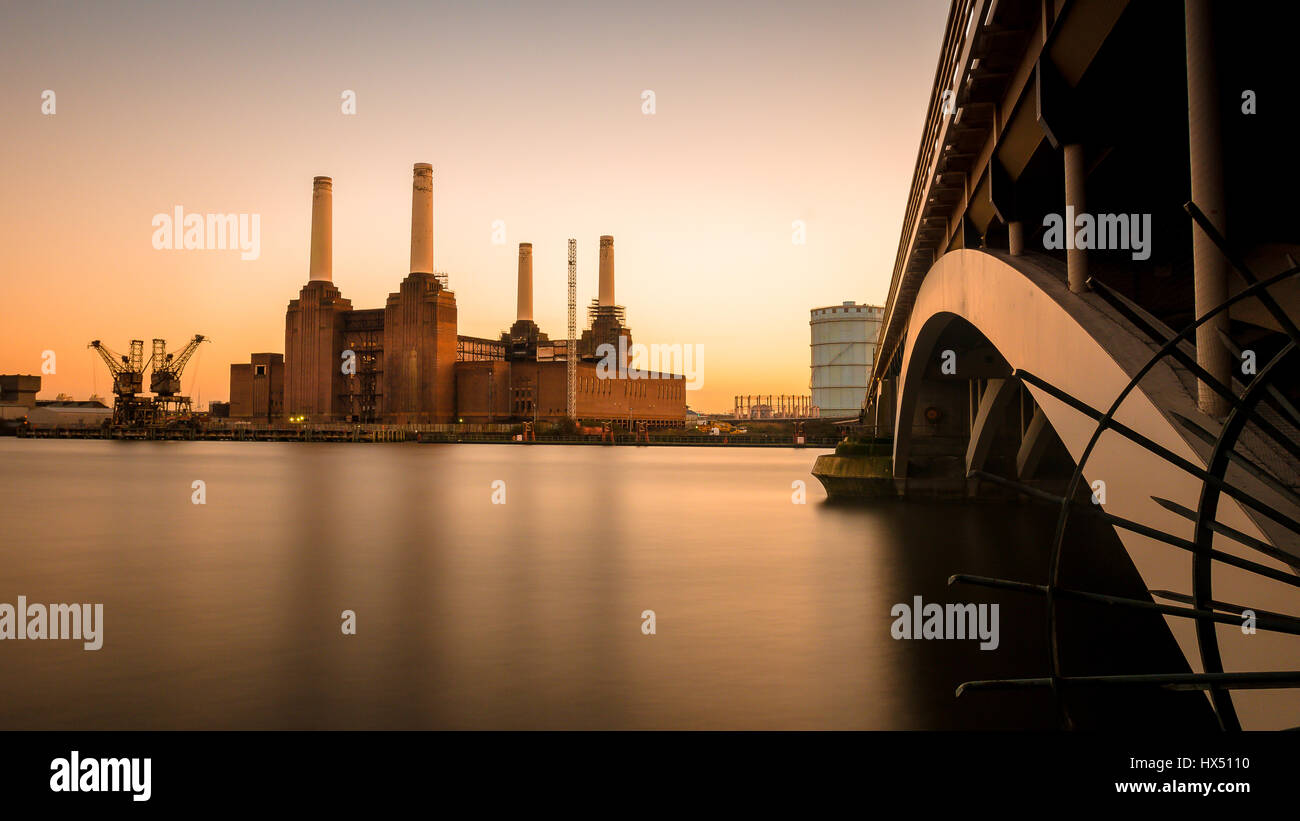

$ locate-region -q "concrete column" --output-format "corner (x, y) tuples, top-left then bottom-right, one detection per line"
(517, 243), (533, 322)
(1186, 0), (1231, 416)
(309, 177), (332, 282)
(410, 163), (434, 274)
(1063, 144), (1087, 292)
(1008, 220), (1024, 256)
(598, 235), (615, 306)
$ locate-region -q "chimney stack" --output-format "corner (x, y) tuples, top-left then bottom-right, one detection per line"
(598, 235), (615, 306)
(517, 243), (533, 322)
(410, 163), (434, 274)
(309, 176), (332, 281)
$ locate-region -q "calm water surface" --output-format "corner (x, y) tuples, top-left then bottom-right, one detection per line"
(0, 439), (1199, 729)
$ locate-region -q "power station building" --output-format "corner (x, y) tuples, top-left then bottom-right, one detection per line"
(230, 164), (686, 426)
(809, 301), (882, 419)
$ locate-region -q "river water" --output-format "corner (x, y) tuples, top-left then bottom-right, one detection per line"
(0, 438), (1209, 729)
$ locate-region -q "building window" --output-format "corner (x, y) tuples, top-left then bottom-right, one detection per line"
(255, 365), (266, 376)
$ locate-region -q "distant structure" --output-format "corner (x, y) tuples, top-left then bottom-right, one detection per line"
(810, 302), (882, 419)
(240, 166), (686, 427)
(88, 336), (205, 427)
(733, 395), (815, 419)
(501, 243), (549, 359)
(577, 235), (632, 358)
(283, 167), (458, 424)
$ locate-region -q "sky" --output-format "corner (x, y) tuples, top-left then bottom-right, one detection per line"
(0, 0), (950, 413)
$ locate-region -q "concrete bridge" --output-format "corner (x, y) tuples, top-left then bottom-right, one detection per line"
(861, 0), (1299, 729)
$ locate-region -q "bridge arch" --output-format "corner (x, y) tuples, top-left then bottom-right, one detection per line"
(889, 248), (1300, 730)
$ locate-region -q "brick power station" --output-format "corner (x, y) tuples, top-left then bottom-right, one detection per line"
(229, 164), (687, 426)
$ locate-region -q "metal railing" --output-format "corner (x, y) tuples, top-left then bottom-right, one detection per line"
(874, 0), (983, 387)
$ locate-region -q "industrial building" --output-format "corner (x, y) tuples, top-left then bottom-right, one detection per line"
(0, 375), (40, 407)
(229, 164), (686, 427)
(229, 353), (284, 421)
(809, 301), (882, 419)
(0, 375), (112, 431)
(732, 395), (815, 419)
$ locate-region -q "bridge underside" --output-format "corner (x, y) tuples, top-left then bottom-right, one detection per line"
(872, 247), (1300, 730)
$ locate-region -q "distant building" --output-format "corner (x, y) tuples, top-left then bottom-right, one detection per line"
(0, 374), (42, 430)
(810, 302), (883, 419)
(26, 399), (111, 428)
(250, 166), (683, 427)
(229, 353), (284, 420)
(0, 375), (40, 408)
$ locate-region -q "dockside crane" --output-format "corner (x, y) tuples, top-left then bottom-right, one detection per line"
(88, 339), (153, 426)
(149, 335), (209, 417)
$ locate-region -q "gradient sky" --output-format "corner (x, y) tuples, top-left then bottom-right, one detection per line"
(0, 0), (949, 413)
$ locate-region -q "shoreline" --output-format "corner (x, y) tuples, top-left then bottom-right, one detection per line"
(8, 428), (840, 448)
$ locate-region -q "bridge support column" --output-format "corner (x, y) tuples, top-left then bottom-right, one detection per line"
(1064, 143), (1088, 293)
(1016, 406), (1052, 480)
(1185, 0), (1231, 417)
(1008, 220), (1024, 256)
(965, 377), (1017, 480)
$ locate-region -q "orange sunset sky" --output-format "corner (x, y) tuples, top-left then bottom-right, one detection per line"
(1, 0), (949, 413)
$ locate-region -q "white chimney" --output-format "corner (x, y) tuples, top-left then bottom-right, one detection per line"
(309, 176), (332, 282)
(598, 235), (614, 306)
(410, 163), (434, 274)
(517, 243), (533, 322)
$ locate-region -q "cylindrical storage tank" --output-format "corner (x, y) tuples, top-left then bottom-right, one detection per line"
(809, 301), (882, 419)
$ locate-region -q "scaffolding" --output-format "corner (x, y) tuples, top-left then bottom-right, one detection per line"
(456, 336), (507, 361)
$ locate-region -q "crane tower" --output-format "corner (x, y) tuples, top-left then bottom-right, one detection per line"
(88, 339), (153, 426)
(567, 238), (577, 420)
(149, 335), (209, 417)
